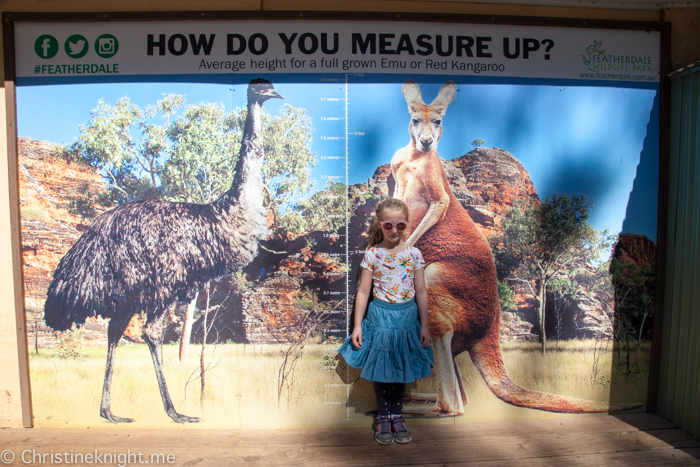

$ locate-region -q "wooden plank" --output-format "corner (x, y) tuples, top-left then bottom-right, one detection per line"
(0, 416), (669, 447)
(0, 426), (689, 465)
(3, 78), (32, 429)
(0, 415), (684, 445)
(148, 448), (700, 467)
(645, 429), (700, 449)
(614, 413), (679, 430)
(418, 451), (700, 466)
(3, 415), (697, 467)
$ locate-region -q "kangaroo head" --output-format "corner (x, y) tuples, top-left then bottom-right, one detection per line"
(402, 80), (456, 153)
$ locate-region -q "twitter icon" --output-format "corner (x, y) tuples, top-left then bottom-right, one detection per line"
(65, 34), (88, 58)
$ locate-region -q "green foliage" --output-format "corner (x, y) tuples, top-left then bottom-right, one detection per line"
(69, 97), (161, 204)
(66, 182), (113, 221)
(279, 181), (346, 233)
(230, 270), (252, 294)
(497, 280), (516, 312)
(57, 327), (86, 360)
(67, 94), (316, 229)
(304, 236), (318, 249)
(21, 206), (52, 223)
(320, 349), (341, 370)
(161, 101), (240, 203)
(260, 106), (317, 217)
(293, 299), (316, 311)
(610, 254), (655, 343)
(471, 138), (485, 148)
(490, 194), (614, 352)
(547, 276), (581, 341)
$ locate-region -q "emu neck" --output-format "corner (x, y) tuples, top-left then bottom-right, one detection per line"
(217, 99), (266, 209)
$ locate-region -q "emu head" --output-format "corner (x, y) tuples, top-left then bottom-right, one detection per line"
(248, 78), (284, 103)
(402, 80), (456, 153)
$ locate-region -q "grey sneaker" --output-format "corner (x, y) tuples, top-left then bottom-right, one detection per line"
(391, 416), (412, 444)
(374, 416), (394, 445)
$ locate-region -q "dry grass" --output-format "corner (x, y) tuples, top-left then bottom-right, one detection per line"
(29, 340), (649, 429)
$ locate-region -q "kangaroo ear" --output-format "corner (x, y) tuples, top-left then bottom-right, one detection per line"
(430, 81), (457, 115)
(402, 80), (424, 111)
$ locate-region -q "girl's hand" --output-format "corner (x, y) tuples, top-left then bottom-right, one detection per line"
(351, 328), (363, 348)
(419, 326), (431, 348)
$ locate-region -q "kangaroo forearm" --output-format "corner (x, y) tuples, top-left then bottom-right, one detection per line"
(407, 198), (449, 246)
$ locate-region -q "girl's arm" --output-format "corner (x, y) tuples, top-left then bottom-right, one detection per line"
(351, 267), (374, 348)
(414, 267), (431, 348)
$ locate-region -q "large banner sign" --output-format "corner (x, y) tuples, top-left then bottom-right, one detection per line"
(13, 18), (660, 429)
(16, 21), (660, 84)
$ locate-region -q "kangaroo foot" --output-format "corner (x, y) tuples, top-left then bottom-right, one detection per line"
(167, 410), (203, 423)
(401, 405), (463, 418)
(100, 408), (135, 423)
(404, 392), (437, 403)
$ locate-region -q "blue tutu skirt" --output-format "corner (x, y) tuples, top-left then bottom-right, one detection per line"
(338, 298), (434, 383)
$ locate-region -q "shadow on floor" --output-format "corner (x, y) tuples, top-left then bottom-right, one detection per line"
(614, 413), (700, 459)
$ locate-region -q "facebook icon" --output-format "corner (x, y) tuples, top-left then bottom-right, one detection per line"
(34, 34), (58, 59)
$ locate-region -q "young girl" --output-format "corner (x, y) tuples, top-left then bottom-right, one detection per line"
(338, 198), (433, 445)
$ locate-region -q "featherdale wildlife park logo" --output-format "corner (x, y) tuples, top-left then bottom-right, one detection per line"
(580, 40), (652, 73)
(34, 34), (119, 59)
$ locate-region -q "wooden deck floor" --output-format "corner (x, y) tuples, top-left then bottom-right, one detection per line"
(1, 414), (699, 466)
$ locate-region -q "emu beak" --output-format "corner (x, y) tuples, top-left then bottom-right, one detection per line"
(271, 90), (284, 99)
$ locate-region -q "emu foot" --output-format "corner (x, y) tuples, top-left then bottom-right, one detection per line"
(404, 392), (437, 403)
(100, 408), (135, 423)
(401, 405), (463, 418)
(167, 410), (203, 424)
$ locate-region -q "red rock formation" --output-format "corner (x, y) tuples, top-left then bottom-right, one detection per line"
(19, 138), (113, 348)
(20, 138), (110, 300)
(613, 233), (656, 267)
(452, 147), (539, 238)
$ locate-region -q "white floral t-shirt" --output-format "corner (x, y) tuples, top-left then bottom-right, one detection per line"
(360, 246), (425, 303)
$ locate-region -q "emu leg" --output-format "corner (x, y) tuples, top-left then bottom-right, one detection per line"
(100, 314), (135, 423)
(143, 312), (202, 423)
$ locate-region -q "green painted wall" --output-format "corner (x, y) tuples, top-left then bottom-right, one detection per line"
(659, 64), (700, 438)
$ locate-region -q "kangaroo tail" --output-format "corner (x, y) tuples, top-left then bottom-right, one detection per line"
(469, 337), (643, 414)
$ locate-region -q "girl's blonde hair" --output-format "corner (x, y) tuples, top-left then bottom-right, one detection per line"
(365, 198), (410, 248)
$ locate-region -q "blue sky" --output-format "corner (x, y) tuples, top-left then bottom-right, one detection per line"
(17, 80), (658, 241)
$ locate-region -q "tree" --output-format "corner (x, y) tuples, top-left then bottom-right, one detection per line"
(547, 276), (581, 345)
(471, 138), (485, 148)
(260, 106), (317, 224)
(279, 181), (346, 233)
(490, 194), (613, 353)
(70, 95), (316, 219)
(161, 101), (240, 204)
(609, 255), (655, 375)
(609, 257), (654, 344)
(70, 96), (172, 204)
(497, 280), (516, 312)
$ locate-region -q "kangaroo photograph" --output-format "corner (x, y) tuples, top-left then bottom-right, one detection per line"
(16, 75), (658, 428)
(386, 80), (645, 416)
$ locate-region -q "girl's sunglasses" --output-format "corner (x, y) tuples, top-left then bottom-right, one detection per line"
(380, 221), (407, 231)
